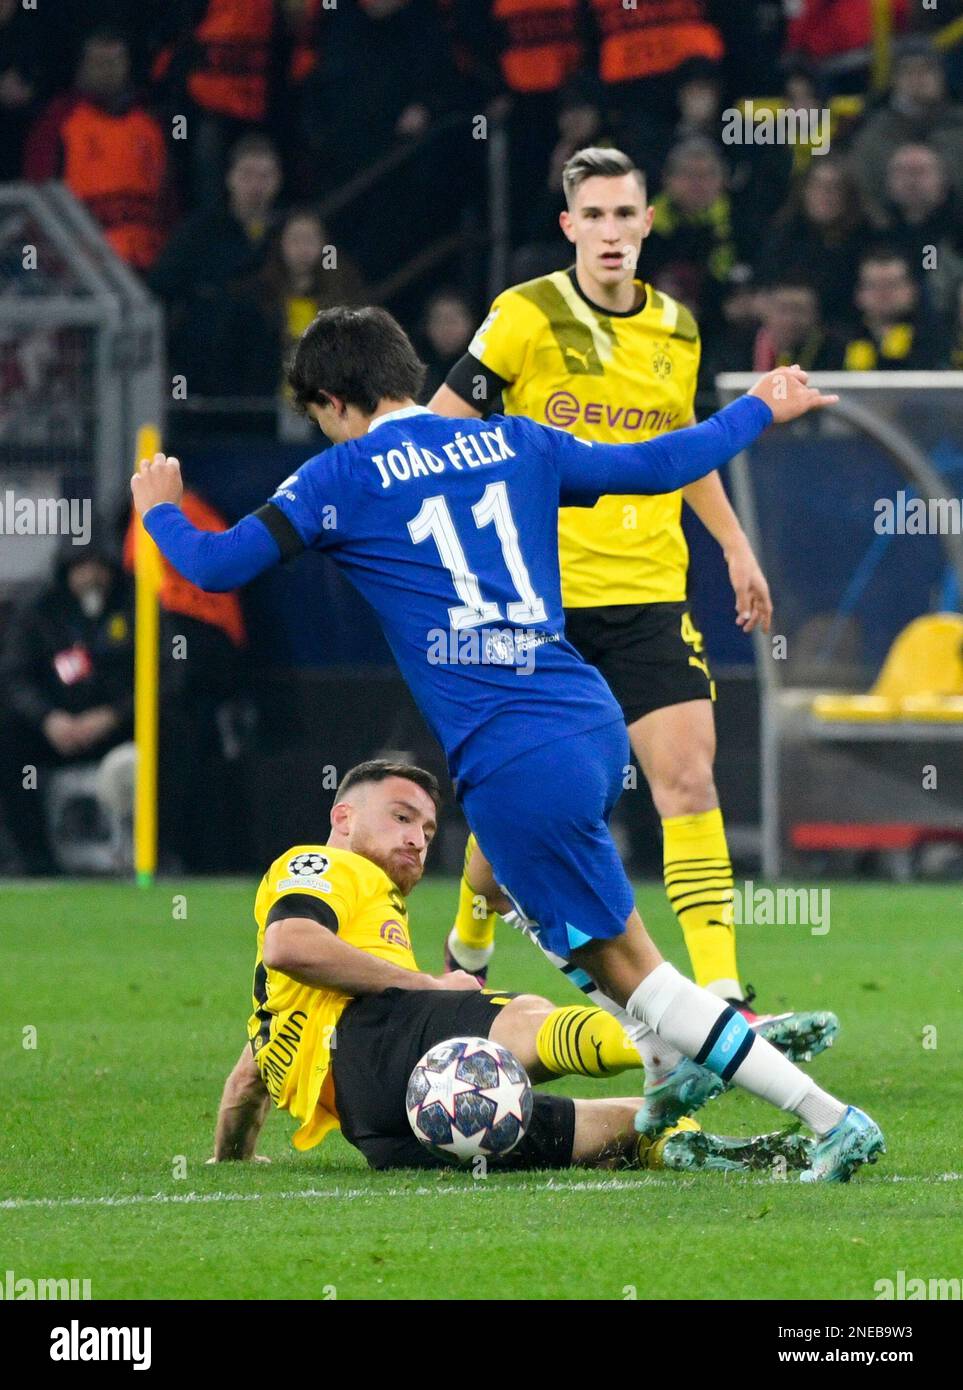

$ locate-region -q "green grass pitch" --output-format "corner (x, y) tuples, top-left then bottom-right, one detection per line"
(2, 878), (959, 1300)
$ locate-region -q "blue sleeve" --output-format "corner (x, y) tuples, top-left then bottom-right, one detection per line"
(142, 505), (282, 591)
(141, 449), (344, 592)
(534, 395), (774, 506)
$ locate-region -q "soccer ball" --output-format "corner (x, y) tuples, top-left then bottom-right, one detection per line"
(406, 1036), (533, 1164)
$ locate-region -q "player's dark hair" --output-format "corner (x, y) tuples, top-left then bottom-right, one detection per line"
(562, 147), (646, 207)
(287, 306), (427, 416)
(334, 760), (442, 811)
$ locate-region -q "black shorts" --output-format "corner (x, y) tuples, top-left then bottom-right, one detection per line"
(564, 600), (716, 725)
(330, 988), (575, 1171)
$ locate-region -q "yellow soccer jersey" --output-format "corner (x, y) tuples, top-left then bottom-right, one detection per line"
(247, 844), (419, 1151)
(468, 269), (700, 608)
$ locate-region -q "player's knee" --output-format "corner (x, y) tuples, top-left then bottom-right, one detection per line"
(652, 759), (717, 815)
(503, 993), (554, 1027)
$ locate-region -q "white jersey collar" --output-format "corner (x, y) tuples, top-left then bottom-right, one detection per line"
(367, 405), (432, 433)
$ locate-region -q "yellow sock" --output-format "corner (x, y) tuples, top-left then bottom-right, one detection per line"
(452, 833), (496, 953)
(636, 1116), (701, 1170)
(662, 808), (739, 995)
(535, 1005), (641, 1078)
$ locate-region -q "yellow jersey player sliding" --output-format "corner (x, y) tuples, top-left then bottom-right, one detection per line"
(210, 759), (812, 1175)
(430, 145), (838, 1110)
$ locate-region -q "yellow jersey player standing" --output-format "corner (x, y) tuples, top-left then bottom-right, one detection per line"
(431, 147), (837, 1109)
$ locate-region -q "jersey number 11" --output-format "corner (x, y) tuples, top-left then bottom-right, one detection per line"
(408, 480), (547, 630)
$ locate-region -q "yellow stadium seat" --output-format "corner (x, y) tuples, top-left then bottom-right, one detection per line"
(811, 614), (963, 722)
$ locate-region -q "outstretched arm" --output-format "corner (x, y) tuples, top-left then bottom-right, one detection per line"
(550, 367), (837, 506)
(130, 453), (301, 591)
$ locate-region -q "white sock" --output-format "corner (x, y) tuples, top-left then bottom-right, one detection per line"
(705, 977), (742, 1002)
(445, 927), (494, 973)
(502, 912), (681, 1081)
(627, 962), (846, 1127)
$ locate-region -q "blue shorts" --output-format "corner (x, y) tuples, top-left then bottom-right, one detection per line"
(460, 720), (635, 960)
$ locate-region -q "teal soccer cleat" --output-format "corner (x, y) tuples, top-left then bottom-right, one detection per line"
(634, 1057), (726, 1136)
(731, 987), (840, 1063)
(799, 1106), (886, 1183)
(659, 1125), (814, 1174)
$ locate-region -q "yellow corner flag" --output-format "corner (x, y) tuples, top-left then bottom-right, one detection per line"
(133, 425), (163, 886)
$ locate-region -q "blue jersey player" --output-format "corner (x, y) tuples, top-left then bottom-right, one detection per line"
(132, 307), (884, 1182)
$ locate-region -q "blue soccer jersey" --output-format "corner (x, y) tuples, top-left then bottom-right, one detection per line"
(143, 398), (771, 790)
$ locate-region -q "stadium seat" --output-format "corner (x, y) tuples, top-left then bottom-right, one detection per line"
(44, 761), (130, 874)
(812, 613), (963, 722)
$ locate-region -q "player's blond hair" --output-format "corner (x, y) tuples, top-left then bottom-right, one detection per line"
(561, 147), (647, 208)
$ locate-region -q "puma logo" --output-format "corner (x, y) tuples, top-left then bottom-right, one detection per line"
(565, 347), (590, 369)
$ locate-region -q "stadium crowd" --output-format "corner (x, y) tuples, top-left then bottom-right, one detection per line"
(2, 0), (963, 876)
(2, 0), (962, 394)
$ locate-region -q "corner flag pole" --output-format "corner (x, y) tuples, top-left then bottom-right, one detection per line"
(133, 425), (163, 886)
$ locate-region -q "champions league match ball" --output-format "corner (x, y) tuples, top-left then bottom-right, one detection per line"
(406, 1036), (533, 1164)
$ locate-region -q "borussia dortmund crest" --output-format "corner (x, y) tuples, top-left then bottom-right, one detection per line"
(652, 349), (672, 379)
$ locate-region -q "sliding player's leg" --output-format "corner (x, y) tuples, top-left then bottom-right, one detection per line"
(488, 991), (641, 1084)
(328, 983), (815, 1174)
(568, 1102), (815, 1173)
(461, 725), (883, 1183)
(630, 698), (838, 1061)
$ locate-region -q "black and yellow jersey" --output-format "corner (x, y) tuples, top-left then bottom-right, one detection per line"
(466, 267), (701, 608)
(247, 844), (419, 1150)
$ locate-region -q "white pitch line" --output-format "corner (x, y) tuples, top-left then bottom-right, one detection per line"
(0, 1172), (959, 1212)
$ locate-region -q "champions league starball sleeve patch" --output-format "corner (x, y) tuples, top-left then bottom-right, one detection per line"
(287, 853), (330, 877)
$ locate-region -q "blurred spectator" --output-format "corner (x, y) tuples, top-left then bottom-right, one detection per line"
(840, 247), (950, 369)
(294, 0), (459, 230)
(714, 1), (785, 101)
(784, 0), (909, 93)
(849, 40), (963, 221)
(150, 0), (285, 208)
(880, 143), (963, 316)
(0, 0), (71, 180)
(23, 28), (170, 271)
(756, 157), (869, 320)
(447, 0), (586, 246)
(697, 261), (763, 389)
(0, 538), (134, 875)
(644, 137), (743, 344)
(149, 133), (282, 394)
(212, 207), (367, 398)
(748, 279), (841, 371)
(416, 287), (476, 399)
(585, 0), (724, 172)
(667, 58), (794, 221)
